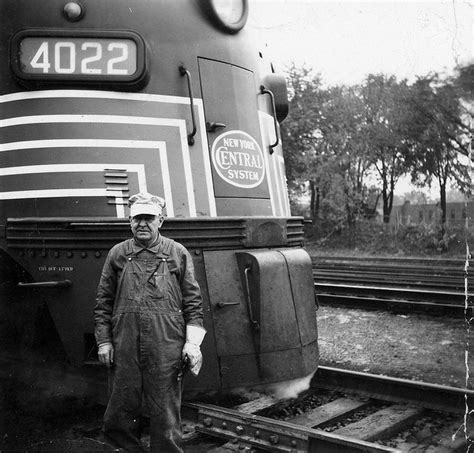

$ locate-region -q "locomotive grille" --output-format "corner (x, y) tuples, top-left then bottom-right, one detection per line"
(104, 169), (130, 206)
(6, 217), (305, 250)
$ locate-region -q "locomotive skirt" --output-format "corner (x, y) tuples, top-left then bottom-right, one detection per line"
(103, 252), (186, 453)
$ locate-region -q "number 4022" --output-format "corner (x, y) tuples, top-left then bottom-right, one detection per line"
(28, 40), (133, 75)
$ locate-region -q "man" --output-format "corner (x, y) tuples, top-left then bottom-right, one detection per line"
(94, 192), (206, 452)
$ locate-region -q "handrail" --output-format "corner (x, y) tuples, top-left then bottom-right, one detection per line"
(179, 64), (197, 146)
(243, 266), (260, 331)
(17, 280), (72, 289)
(260, 85), (279, 154)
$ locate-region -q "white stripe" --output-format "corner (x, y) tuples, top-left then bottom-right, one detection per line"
(277, 153), (290, 216)
(196, 105), (217, 216)
(0, 139), (163, 152)
(115, 196), (125, 218)
(259, 111), (277, 216)
(0, 163), (145, 176)
(0, 115), (185, 128)
(178, 126), (196, 217)
(0, 189), (106, 200)
(0, 90), (204, 107)
(274, 151), (285, 216)
(157, 143), (174, 217)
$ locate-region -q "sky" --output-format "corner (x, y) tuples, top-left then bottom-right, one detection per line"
(248, 0), (473, 87)
(247, 0), (472, 198)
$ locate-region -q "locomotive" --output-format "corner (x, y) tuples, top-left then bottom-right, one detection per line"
(0, 0), (318, 396)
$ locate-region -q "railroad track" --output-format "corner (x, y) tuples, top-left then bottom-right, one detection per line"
(2, 334), (471, 451)
(182, 366), (473, 452)
(312, 256), (472, 313)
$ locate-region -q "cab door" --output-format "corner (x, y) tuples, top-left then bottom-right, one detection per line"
(198, 58), (271, 215)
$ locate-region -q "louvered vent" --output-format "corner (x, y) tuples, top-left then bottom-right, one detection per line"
(104, 169), (129, 206)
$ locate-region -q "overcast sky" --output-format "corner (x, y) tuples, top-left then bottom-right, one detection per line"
(247, 1), (472, 197)
(248, 0), (472, 87)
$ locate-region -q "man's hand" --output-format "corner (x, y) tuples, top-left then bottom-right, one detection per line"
(181, 342), (202, 376)
(98, 342), (114, 367)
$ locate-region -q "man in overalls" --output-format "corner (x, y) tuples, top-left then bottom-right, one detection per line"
(94, 192), (206, 452)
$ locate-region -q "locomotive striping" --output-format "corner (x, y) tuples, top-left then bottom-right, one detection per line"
(0, 188), (107, 200)
(157, 142), (175, 217)
(176, 124), (197, 217)
(0, 138), (166, 152)
(0, 163), (145, 178)
(0, 94), (215, 217)
(196, 102), (217, 217)
(0, 89), (203, 106)
(0, 163), (148, 218)
(1, 114), (192, 128)
(258, 110), (290, 217)
(0, 92), (287, 217)
(0, 140), (174, 217)
(0, 115), (194, 216)
(258, 111), (277, 216)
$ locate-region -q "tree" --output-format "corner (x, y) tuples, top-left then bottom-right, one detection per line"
(280, 65), (325, 217)
(405, 74), (471, 228)
(282, 67), (379, 235)
(360, 74), (412, 223)
(313, 85), (373, 230)
(453, 63), (474, 102)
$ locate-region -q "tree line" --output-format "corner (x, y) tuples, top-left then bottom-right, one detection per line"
(281, 65), (472, 234)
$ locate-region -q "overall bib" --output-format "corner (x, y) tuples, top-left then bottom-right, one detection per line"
(103, 240), (185, 452)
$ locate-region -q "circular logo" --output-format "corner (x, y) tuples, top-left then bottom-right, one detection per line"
(211, 130), (265, 188)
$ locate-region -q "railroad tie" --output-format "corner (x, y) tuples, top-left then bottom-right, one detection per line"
(332, 404), (423, 441)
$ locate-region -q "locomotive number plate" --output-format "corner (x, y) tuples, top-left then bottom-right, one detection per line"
(12, 30), (146, 84)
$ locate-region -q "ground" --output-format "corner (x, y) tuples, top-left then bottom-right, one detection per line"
(317, 305), (473, 389)
(1, 305), (471, 451)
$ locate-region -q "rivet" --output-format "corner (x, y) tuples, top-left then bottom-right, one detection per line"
(67, 251), (73, 258)
(235, 425), (244, 435)
(203, 417), (212, 427)
(95, 251), (101, 258)
(269, 435), (279, 445)
(194, 249), (201, 255)
(221, 422), (227, 429)
(254, 430), (260, 438)
(54, 251), (60, 258)
(81, 252), (87, 258)
(291, 440), (297, 447)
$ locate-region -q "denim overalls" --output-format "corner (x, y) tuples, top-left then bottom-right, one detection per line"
(102, 237), (187, 452)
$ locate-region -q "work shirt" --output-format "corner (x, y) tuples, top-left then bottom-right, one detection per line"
(94, 235), (204, 347)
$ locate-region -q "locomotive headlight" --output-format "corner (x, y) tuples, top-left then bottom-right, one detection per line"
(201, 0), (248, 33)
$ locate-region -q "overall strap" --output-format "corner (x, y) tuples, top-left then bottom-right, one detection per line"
(113, 239), (135, 307)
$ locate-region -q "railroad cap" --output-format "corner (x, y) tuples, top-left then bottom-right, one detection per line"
(128, 192), (166, 217)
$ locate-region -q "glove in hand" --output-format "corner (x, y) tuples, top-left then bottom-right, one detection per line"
(182, 342), (202, 376)
(98, 342), (114, 367)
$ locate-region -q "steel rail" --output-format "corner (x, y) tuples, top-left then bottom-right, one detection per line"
(183, 367), (472, 452)
(183, 401), (399, 452)
(313, 366), (472, 414)
(315, 282), (469, 306)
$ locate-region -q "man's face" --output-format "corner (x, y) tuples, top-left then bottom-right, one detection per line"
(130, 214), (164, 245)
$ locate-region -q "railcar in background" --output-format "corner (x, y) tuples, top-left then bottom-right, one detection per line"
(0, 0), (318, 395)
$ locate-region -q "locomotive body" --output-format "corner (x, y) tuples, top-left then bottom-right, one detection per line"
(0, 0), (318, 395)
